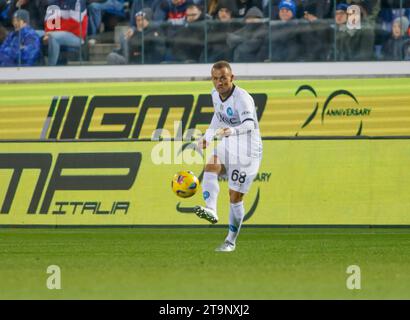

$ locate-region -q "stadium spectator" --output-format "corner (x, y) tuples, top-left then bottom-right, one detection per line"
(335, 2), (349, 25)
(376, 0), (410, 56)
(88, 0), (124, 35)
(336, 2), (375, 60)
(129, 0), (164, 26)
(0, 9), (41, 66)
(332, 3), (349, 60)
(216, 0), (236, 21)
(107, 8), (165, 64)
(43, 0), (88, 65)
(226, 6), (268, 62)
(278, 0), (296, 21)
(269, 0), (301, 61)
(158, 0), (193, 24)
(170, 4), (205, 62)
(8, 0), (48, 31)
(207, 0), (241, 61)
(382, 16), (410, 60)
(266, 0), (332, 20)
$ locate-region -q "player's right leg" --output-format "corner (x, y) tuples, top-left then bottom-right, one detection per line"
(195, 155), (223, 224)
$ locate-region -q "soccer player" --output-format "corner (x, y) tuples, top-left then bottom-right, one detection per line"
(196, 61), (262, 252)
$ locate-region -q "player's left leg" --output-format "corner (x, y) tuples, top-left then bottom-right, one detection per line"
(215, 156), (261, 252)
(215, 190), (245, 252)
(226, 190), (245, 244)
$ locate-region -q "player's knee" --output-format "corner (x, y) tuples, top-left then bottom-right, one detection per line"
(205, 163), (220, 173)
(205, 156), (221, 174)
(229, 190), (244, 203)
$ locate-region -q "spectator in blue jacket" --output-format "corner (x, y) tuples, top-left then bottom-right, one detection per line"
(0, 9), (40, 66)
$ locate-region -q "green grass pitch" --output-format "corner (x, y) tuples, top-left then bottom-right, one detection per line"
(0, 227), (409, 299)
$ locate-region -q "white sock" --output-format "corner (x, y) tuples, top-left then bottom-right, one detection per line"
(226, 201), (245, 245)
(202, 172), (219, 212)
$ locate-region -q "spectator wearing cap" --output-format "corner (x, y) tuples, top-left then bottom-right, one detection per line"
(226, 6), (268, 62)
(129, 0), (164, 27)
(0, 9), (40, 66)
(206, 0), (242, 62)
(278, 0), (296, 21)
(107, 8), (165, 64)
(330, 3), (349, 60)
(269, 0), (301, 61)
(382, 16), (410, 60)
(335, 3), (348, 26)
(88, 0), (125, 36)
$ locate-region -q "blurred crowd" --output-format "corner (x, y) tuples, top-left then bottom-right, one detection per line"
(0, 0), (409, 66)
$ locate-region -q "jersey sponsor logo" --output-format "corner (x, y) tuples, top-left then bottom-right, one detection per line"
(216, 112), (240, 126)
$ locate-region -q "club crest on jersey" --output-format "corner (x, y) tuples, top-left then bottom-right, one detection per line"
(226, 107), (234, 117)
(216, 112), (239, 125)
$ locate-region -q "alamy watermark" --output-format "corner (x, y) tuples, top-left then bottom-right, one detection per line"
(150, 121), (260, 167)
(46, 265), (62, 290)
(346, 265), (361, 290)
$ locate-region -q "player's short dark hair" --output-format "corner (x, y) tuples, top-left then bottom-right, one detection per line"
(212, 61), (232, 72)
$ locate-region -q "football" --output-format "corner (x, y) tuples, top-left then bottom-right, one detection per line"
(171, 170), (200, 198)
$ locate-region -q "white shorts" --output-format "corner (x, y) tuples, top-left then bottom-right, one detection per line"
(213, 139), (261, 194)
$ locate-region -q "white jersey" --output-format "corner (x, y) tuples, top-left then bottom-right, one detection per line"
(207, 85), (263, 160)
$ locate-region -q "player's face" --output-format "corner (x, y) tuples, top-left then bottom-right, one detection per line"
(211, 67), (234, 97)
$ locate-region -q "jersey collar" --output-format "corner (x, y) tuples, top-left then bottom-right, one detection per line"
(219, 84), (236, 103)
